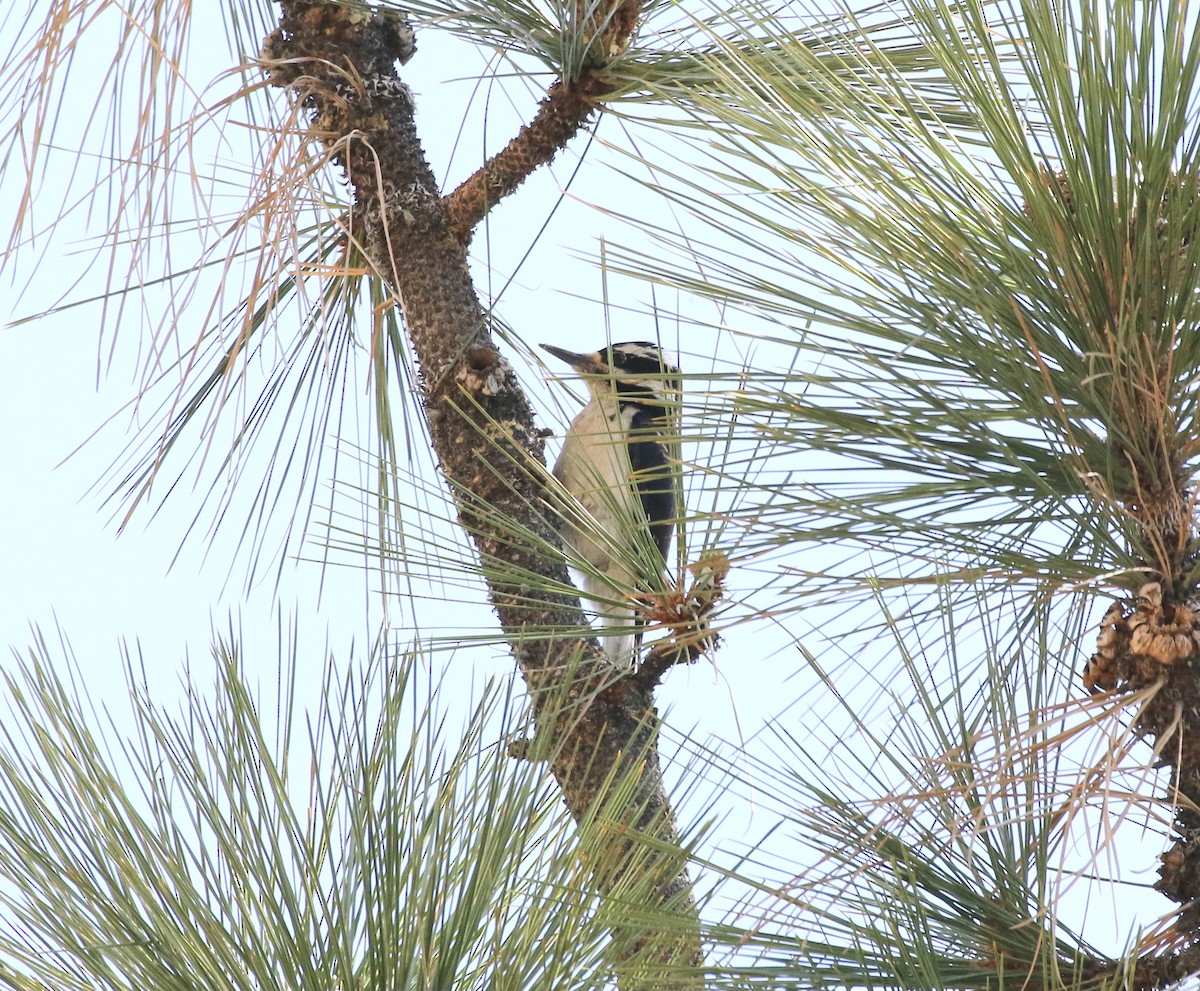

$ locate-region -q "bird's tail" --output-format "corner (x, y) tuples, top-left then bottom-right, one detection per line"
(584, 572), (639, 669)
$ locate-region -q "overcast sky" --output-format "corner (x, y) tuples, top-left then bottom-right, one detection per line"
(0, 5), (1166, 951)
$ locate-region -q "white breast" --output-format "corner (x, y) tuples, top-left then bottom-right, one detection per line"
(552, 398), (644, 666)
(552, 399), (642, 583)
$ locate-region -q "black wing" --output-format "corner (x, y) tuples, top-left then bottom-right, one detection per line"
(626, 405), (675, 565)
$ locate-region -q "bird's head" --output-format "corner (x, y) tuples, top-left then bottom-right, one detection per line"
(541, 341), (680, 405)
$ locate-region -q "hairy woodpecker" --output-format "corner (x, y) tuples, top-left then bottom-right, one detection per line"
(541, 341), (681, 668)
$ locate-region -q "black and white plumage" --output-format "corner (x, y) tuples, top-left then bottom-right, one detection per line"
(541, 341), (682, 668)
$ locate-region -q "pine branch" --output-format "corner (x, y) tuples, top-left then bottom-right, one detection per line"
(444, 76), (605, 244)
(261, 3), (702, 985)
(443, 0), (643, 242)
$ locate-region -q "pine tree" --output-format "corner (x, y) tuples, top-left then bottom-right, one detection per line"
(2, 0), (1198, 988)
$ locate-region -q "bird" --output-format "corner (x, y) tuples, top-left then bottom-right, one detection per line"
(541, 341), (681, 668)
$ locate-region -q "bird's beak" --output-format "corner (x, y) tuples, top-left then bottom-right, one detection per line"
(540, 344), (608, 374)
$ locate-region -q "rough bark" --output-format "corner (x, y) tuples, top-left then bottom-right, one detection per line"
(262, 3), (703, 985)
(445, 78), (604, 244)
(442, 0), (644, 242)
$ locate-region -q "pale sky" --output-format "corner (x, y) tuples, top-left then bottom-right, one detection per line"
(0, 15), (770, 753)
(0, 4), (1168, 954)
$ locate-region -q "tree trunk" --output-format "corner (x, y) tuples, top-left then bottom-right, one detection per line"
(261, 3), (704, 984)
